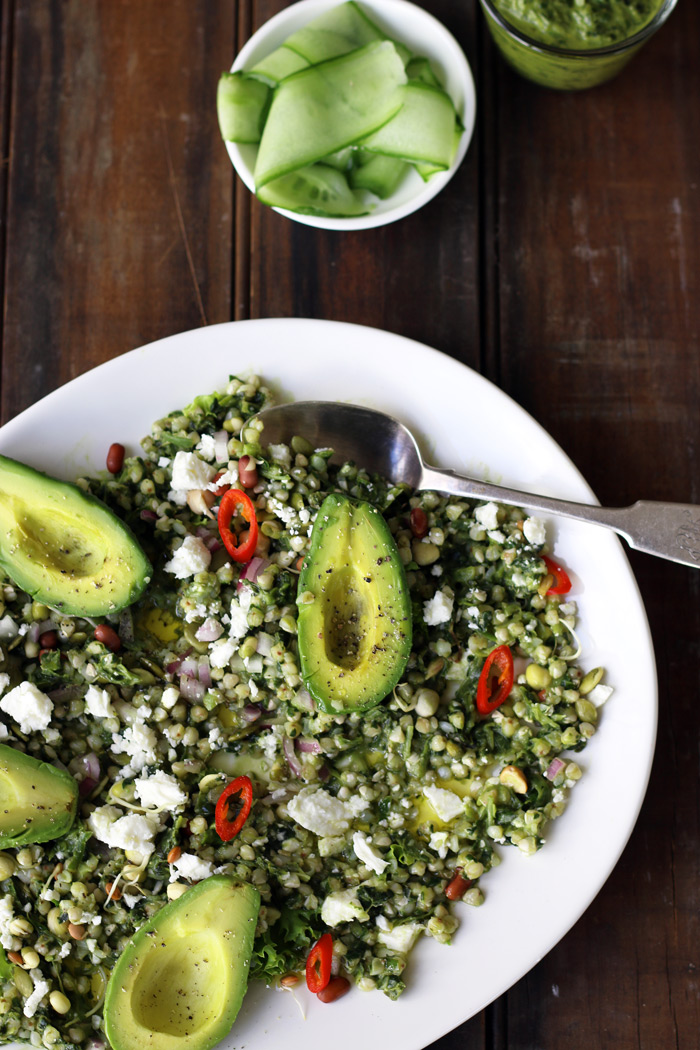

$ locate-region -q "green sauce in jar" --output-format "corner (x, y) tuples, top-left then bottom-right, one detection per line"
(479, 0), (674, 90)
(491, 0), (665, 50)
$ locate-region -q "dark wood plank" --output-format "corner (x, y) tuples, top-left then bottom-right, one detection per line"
(484, 0), (700, 1046)
(1, 0), (235, 425)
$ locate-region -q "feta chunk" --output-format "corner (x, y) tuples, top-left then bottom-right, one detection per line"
(228, 598), (250, 640)
(170, 451), (216, 492)
(23, 974), (50, 1019)
(88, 806), (158, 855)
(134, 771), (187, 810)
(111, 723), (158, 772)
(287, 787), (351, 837)
(0, 673), (9, 697)
(161, 686), (180, 710)
(523, 517), (547, 546)
(0, 681), (53, 733)
(170, 853), (214, 883)
(588, 683), (614, 707)
(423, 785), (464, 823)
(321, 888), (370, 927)
(165, 534), (211, 579)
(423, 588), (454, 627)
(353, 832), (388, 875)
(267, 443), (291, 468)
(84, 684), (115, 720)
(196, 434), (217, 461)
(377, 922), (422, 954)
(474, 502), (499, 530)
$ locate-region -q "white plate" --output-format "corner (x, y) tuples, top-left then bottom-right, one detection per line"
(0, 319), (656, 1050)
(225, 0), (476, 230)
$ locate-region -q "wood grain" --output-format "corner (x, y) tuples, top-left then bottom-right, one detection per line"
(1, 1), (699, 1047)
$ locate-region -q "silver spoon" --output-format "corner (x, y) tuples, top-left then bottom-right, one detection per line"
(256, 400), (700, 570)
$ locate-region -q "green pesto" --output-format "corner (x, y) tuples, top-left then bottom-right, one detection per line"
(492, 0), (664, 50)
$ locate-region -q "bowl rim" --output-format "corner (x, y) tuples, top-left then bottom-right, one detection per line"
(477, 0), (679, 58)
(225, 0), (476, 231)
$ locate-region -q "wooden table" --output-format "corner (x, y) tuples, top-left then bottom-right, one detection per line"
(1, 2), (698, 1046)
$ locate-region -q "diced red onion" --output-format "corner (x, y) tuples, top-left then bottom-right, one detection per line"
(283, 735), (302, 778)
(179, 656), (199, 679)
(545, 758), (566, 781)
(241, 704), (262, 724)
(79, 776), (97, 797)
(164, 648), (193, 675)
(179, 674), (206, 702)
(198, 656), (212, 688)
(318, 764), (330, 782)
(239, 557), (270, 584)
(214, 430), (229, 463)
(80, 752), (101, 781)
(140, 508), (158, 522)
(27, 622), (42, 645)
(195, 618), (223, 642)
(297, 739), (322, 754)
(38, 619), (58, 634)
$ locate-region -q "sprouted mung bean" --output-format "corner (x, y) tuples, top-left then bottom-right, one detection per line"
(0, 375), (611, 1048)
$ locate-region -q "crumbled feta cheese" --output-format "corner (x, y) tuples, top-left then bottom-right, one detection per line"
(195, 617), (223, 642)
(423, 588), (454, 627)
(207, 469), (235, 492)
(487, 529), (506, 544)
(287, 787), (351, 837)
(23, 973), (49, 1019)
(523, 517), (547, 546)
(0, 673), (9, 696)
(0, 681), (53, 733)
(58, 942), (72, 959)
(431, 564), (443, 577)
(209, 636), (236, 669)
(0, 615), (18, 641)
(196, 434), (217, 461)
(134, 771), (187, 809)
(266, 496), (296, 527)
(158, 456), (171, 468)
(268, 443), (291, 468)
(0, 896), (18, 951)
(170, 853), (214, 882)
(88, 806), (158, 855)
(423, 785), (464, 823)
(161, 686), (180, 710)
(111, 723), (158, 772)
(588, 683), (614, 707)
(170, 450), (216, 492)
(260, 726), (282, 762)
(228, 598), (250, 640)
(321, 889), (370, 927)
(345, 794), (370, 819)
(377, 922), (422, 954)
(165, 534), (211, 579)
(474, 502), (500, 530)
(353, 832), (388, 875)
(84, 684), (115, 719)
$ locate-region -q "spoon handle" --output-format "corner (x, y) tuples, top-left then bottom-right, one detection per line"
(420, 465), (700, 570)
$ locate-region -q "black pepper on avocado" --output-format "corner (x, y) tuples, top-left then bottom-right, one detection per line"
(0, 454), (151, 616)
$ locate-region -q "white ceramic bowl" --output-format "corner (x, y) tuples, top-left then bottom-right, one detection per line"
(224, 0), (476, 230)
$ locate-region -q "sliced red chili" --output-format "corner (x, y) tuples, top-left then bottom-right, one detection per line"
(541, 555), (572, 595)
(476, 644), (514, 716)
(306, 932), (333, 993)
(217, 489), (259, 563)
(214, 775), (253, 842)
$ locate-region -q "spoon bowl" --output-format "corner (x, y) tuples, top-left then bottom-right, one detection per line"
(256, 400), (700, 570)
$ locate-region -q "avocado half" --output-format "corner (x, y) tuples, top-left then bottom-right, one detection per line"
(104, 876), (260, 1050)
(0, 454), (151, 616)
(0, 743), (78, 847)
(297, 493), (412, 713)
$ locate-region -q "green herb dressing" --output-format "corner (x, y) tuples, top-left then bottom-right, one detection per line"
(492, 0), (664, 50)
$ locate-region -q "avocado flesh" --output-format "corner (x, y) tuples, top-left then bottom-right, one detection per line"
(297, 493), (412, 713)
(104, 876), (260, 1050)
(0, 743), (78, 847)
(0, 454), (151, 616)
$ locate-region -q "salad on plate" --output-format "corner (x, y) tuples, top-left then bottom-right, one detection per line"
(0, 374), (611, 1050)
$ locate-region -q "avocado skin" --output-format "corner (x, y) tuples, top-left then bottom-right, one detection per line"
(0, 743), (78, 848)
(104, 876), (260, 1050)
(297, 493), (412, 713)
(0, 454), (152, 616)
